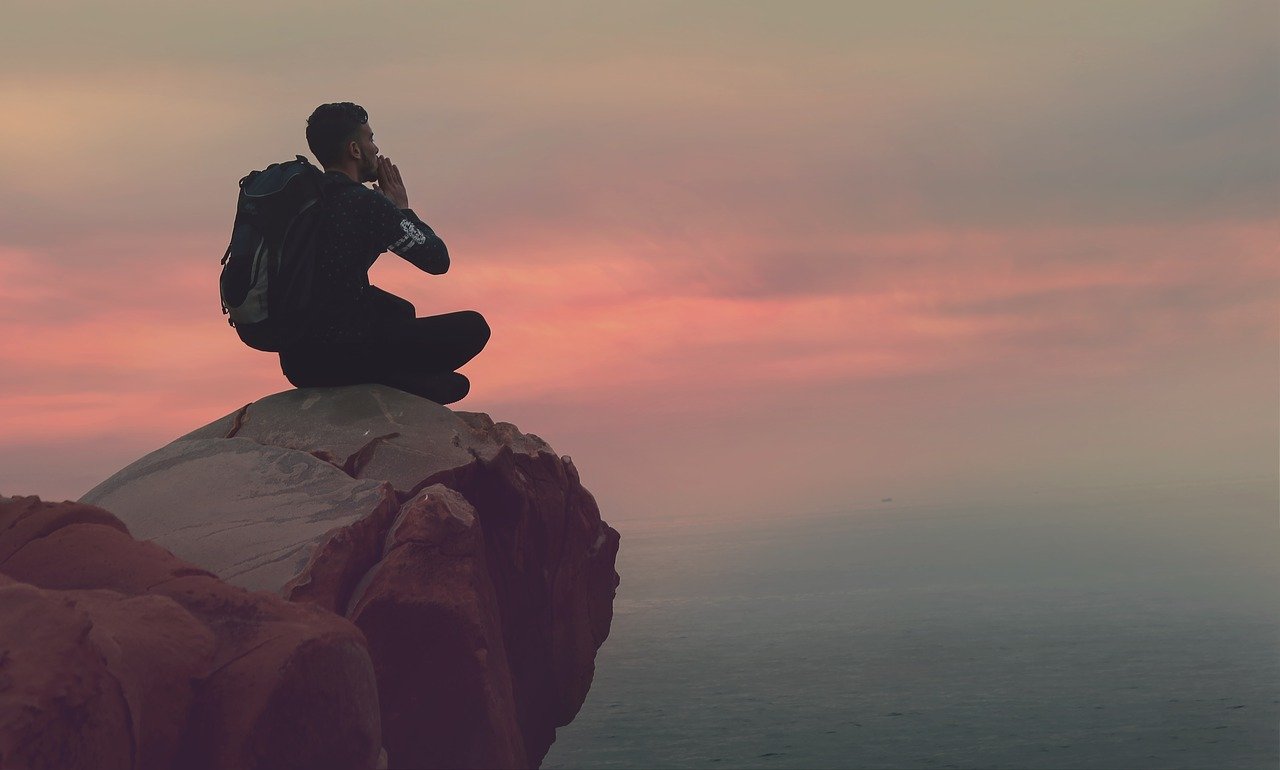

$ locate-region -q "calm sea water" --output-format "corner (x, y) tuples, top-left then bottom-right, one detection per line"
(543, 478), (1278, 769)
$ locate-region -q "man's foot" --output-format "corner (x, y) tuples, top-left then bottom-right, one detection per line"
(381, 371), (470, 405)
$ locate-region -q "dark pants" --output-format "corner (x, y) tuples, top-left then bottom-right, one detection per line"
(279, 290), (490, 405)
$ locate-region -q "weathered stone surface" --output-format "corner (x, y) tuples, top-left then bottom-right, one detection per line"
(80, 437), (397, 593)
(0, 496), (383, 770)
(71, 383), (620, 768)
(176, 386), (550, 498)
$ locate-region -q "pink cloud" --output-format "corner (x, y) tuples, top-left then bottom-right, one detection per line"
(1, 216), (1273, 454)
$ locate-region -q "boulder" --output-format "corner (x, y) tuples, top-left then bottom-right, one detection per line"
(0, 495), (383, 770)
(75, 436), (398, 593)
(79, 384), (621, 768)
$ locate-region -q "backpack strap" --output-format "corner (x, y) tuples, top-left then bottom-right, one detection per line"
(220, 242), (234, 322)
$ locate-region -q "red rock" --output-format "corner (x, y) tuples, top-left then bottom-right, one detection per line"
(3, 521), (216, 594)
(0, 496), (384, 770)
(0, 494), (127, 563)
(0, 581), (134, 770)
(429, 446), (621, 764)
(281, 484), (400, 616)
(348, 485), (525, 769)
(74, 588), (216, 770)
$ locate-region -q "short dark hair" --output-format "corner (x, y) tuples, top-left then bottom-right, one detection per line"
(306, 102), (369, 166)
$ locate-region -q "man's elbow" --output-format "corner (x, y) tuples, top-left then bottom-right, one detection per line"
(426, 246), (449, 275)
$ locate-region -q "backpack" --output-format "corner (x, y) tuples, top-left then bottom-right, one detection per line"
(219, 155), (326, 351)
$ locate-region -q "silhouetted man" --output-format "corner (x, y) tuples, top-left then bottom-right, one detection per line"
(278, 102), (489, 405)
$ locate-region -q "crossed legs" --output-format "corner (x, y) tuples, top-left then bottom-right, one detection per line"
(278, 310), (491, 405)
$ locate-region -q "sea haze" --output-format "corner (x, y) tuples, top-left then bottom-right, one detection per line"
(543, 477), (1278, 769)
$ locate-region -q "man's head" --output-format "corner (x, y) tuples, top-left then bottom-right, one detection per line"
(306, 102), (380, 182)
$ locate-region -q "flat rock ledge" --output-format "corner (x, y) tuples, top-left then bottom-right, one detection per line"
(3, 384), (619, 770)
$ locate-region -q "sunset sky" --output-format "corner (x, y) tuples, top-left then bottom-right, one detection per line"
(1, 1), (1276, 527)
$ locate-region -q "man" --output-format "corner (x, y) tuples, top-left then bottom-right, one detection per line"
(278, 102), (489, 405)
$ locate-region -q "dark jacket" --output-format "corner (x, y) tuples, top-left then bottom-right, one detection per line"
(301, 170), (449, 345)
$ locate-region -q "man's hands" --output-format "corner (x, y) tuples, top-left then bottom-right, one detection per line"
(372, 156), (410, 209)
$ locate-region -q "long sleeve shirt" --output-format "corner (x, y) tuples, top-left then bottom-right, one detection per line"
(302, 170), (449, 345)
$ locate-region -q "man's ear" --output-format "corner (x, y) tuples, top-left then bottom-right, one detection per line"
(347, 140), (362, 160)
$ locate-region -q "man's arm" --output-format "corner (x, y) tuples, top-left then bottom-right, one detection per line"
(377, 201), (449, 274)
(371, 156), (449, 274)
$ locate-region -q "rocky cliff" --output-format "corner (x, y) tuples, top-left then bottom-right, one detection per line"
(2, 384), (620, 769)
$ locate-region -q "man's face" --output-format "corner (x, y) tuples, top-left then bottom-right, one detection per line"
(351, 123), (380, 183)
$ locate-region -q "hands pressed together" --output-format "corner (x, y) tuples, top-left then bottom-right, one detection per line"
(372, 156), (410, 209)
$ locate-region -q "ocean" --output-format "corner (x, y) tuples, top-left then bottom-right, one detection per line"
(542, 478), (1278, 769)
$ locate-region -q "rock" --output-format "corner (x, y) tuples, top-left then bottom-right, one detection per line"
(78, 384), (621, 768)
(348, 485), (523, 769)
(173, 386), (549, 498)
(0, 577), (136, 770)
(0, 495), (383, 770)
(74, 437), (398, 593)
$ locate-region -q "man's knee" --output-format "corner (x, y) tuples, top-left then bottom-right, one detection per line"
(463, 310), (491, 347)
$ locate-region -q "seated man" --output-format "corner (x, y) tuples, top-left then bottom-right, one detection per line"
(279, 102), (489, 405)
